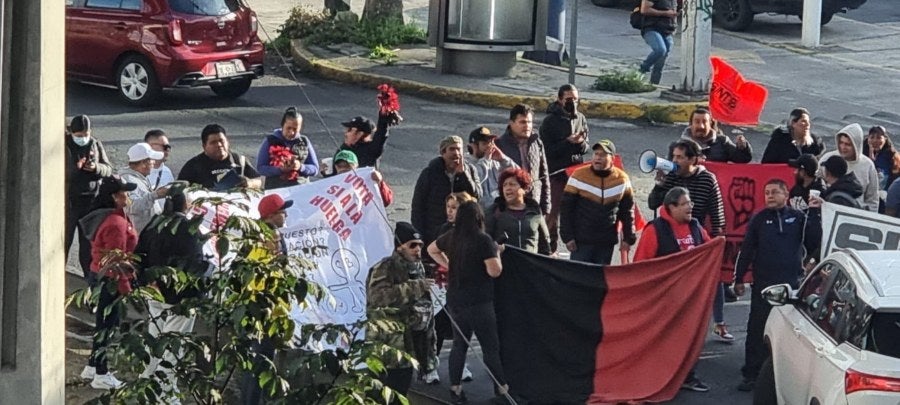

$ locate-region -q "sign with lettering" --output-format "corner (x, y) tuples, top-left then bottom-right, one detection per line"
(821, 202), (900, 257)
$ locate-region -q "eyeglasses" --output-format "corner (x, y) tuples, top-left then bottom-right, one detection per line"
(150, 143), (172, 151)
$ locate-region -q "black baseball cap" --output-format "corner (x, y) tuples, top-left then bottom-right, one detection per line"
(787, 154), (819, 177)
(468, 126), (498, 144)
(98, 175), (137, 196)
(341, 116), (375, 134)
(821, 155), (848, 178)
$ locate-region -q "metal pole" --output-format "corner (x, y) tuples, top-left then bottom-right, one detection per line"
(568, 0), (577, 84)
(801, 0), (822, 48)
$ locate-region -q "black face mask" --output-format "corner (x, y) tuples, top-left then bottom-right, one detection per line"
(564, 100), (577, 115)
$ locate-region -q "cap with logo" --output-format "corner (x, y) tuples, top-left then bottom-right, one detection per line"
(468, 126), (498, 144)
(394, 221), (423, 247)
(258, 194), (294, 219)
(127, 142), (165, 162)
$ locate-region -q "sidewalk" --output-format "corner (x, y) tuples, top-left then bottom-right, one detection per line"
(272, 0), (900, 129)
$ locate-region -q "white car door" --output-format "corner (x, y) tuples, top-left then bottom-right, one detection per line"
(772, 265), (836, 404)
(804, 267), (864, 405)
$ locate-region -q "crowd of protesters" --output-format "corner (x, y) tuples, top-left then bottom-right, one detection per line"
(65, 82), (900, 404)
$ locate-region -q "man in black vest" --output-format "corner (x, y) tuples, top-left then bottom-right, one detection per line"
(633, 187), (712, 392)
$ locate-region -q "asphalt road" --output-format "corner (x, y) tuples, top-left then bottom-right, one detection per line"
(843, 0), (899, 24)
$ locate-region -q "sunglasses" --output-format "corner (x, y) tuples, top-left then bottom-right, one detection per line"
(151, 143), (172, 151)
(408, 242), (424, 248)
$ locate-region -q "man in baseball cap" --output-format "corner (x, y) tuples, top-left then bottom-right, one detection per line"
(333, 115), (387, 169)
(787, 153), (825, 212)
(120, 142), (169, 232)
(467, 126), (518, 208)
(258, 194), (293, 229)
(333, 150), (394, 207)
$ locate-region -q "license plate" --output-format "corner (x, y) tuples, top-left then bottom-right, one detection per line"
(215, 62), (238, 78)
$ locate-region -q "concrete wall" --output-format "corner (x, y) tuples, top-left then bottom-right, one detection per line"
(0, 0), (67, 402)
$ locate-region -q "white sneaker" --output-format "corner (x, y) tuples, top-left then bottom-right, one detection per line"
(462, 365), (473, 382)
(423, 369), (440, 384)
(79, 365), (96, 380)
(91, 373), (124, 390)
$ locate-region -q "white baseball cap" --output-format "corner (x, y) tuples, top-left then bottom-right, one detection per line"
(127, 142), (165, 162)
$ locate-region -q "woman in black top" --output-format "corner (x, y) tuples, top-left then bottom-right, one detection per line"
(761, 108), (826, 163)
(485, 168), (551, 254)
(427, 201), (509, 404)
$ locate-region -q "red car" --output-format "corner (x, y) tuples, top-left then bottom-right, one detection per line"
(66, 0), (265, 106)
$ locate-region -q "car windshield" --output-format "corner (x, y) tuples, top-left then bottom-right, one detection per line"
(167, 0), (240, 16)
(866, 312), (900, 359)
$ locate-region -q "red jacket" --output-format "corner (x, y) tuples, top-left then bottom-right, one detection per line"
(90, 209), (138, 273)
(633, 207), (709, 262)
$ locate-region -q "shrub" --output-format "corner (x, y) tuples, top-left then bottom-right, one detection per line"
(592, 69), (657, 94)
(265, 36), (292, 56)
(369, 45), (397, 65)
(280, 6), (426, 50)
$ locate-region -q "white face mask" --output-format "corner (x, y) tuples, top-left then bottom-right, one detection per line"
(72, 136), (90, 147)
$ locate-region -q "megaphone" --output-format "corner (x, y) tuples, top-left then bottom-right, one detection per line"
(639, 150), (678, 173)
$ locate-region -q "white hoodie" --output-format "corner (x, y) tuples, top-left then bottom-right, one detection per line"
(819, 123), (880, 211)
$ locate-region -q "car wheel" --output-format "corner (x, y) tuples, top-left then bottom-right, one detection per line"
(210, 78), (252, 99)
(590, 0), (619, 7)
(753, 356), (777, 405)
(116, 55), (160, 106)
(714, 0), (754, 31)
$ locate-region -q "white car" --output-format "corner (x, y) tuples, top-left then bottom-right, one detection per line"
(758, 249), (900, 405)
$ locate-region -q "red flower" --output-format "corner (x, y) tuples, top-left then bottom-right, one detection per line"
(269, 145), (298, 181)
(376, 84), (403, 126)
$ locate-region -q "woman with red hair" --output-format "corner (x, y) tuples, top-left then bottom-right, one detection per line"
(485, 168), (550, 254)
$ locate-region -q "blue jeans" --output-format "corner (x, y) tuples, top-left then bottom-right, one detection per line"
(640, 30), (674, 85)
(713, 282), (724, 324)
(569, 243), (615, 265)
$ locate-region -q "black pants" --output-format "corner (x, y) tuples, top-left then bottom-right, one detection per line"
(89, 283), (120, 375)
(66, 196), (95, 281)
(241, 337), (277, 405)
(741, 286), (773, 380)
(448, 302), (506, 387)
(547, 174), (568, 254)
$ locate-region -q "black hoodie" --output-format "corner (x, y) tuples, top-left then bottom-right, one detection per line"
(822, 173), (864, 209)
(65, 136), (113, 199)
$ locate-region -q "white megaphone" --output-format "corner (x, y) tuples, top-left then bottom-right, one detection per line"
(639, 150), (678, 173)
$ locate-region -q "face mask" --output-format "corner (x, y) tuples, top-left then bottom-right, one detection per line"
(564, 100), (577, 115)
(72, 136), (90, 147)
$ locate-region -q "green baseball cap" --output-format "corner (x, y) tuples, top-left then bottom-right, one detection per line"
(334, 150), (359, 166)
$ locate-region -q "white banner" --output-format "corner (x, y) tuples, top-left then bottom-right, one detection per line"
(188, 168), (393, 328)
(821, 202), (900, 257)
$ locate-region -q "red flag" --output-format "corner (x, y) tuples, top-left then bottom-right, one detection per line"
(564, 156), (647, 230)
(589, 238), (726, 403)
(709, 57), (768, 126)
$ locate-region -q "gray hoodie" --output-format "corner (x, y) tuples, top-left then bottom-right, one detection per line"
(819, 123), (880, 211)
(119, 167), (161, 233)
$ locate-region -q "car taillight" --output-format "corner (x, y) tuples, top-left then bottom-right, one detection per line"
(168, 19), (183, 46)
(845, 369), (900, 394)
(249, 13), (258, 35)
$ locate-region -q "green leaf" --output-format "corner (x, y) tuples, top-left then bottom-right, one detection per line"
(216, 237), (231, 259)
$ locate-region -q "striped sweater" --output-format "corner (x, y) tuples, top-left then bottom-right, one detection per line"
(648, 166), (725, 235)
(560, 165), (636, 246)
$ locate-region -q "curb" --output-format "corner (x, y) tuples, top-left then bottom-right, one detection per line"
(291, 40), (705, 123)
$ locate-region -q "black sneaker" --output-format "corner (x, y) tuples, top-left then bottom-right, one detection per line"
(681, 377), (710, 392)
(737, 378), (756, 392)
(449, 389), (468, 405)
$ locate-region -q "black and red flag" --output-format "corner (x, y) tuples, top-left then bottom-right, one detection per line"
(495, 237), (725, 403)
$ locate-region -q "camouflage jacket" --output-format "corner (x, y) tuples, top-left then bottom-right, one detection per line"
(365, 252), (431, 366)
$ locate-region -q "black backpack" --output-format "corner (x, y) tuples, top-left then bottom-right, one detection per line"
(630, 6), (643, 29)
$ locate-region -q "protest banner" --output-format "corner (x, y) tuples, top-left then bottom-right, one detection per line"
(495, 238), (725, 403)
(821, 201), (900, 257)
(703, 162), (794, 282)
(188, 168), (393, 328)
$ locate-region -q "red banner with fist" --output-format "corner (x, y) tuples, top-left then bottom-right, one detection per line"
(703, 162), (794, 282)
(709, 57), (768, 126)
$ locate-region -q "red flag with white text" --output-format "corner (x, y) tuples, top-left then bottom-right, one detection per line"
(709, 57), (768, 126)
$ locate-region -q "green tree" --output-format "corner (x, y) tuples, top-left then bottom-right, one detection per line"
(363, 0), (404, 23)
(67, 190), (412, 404)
